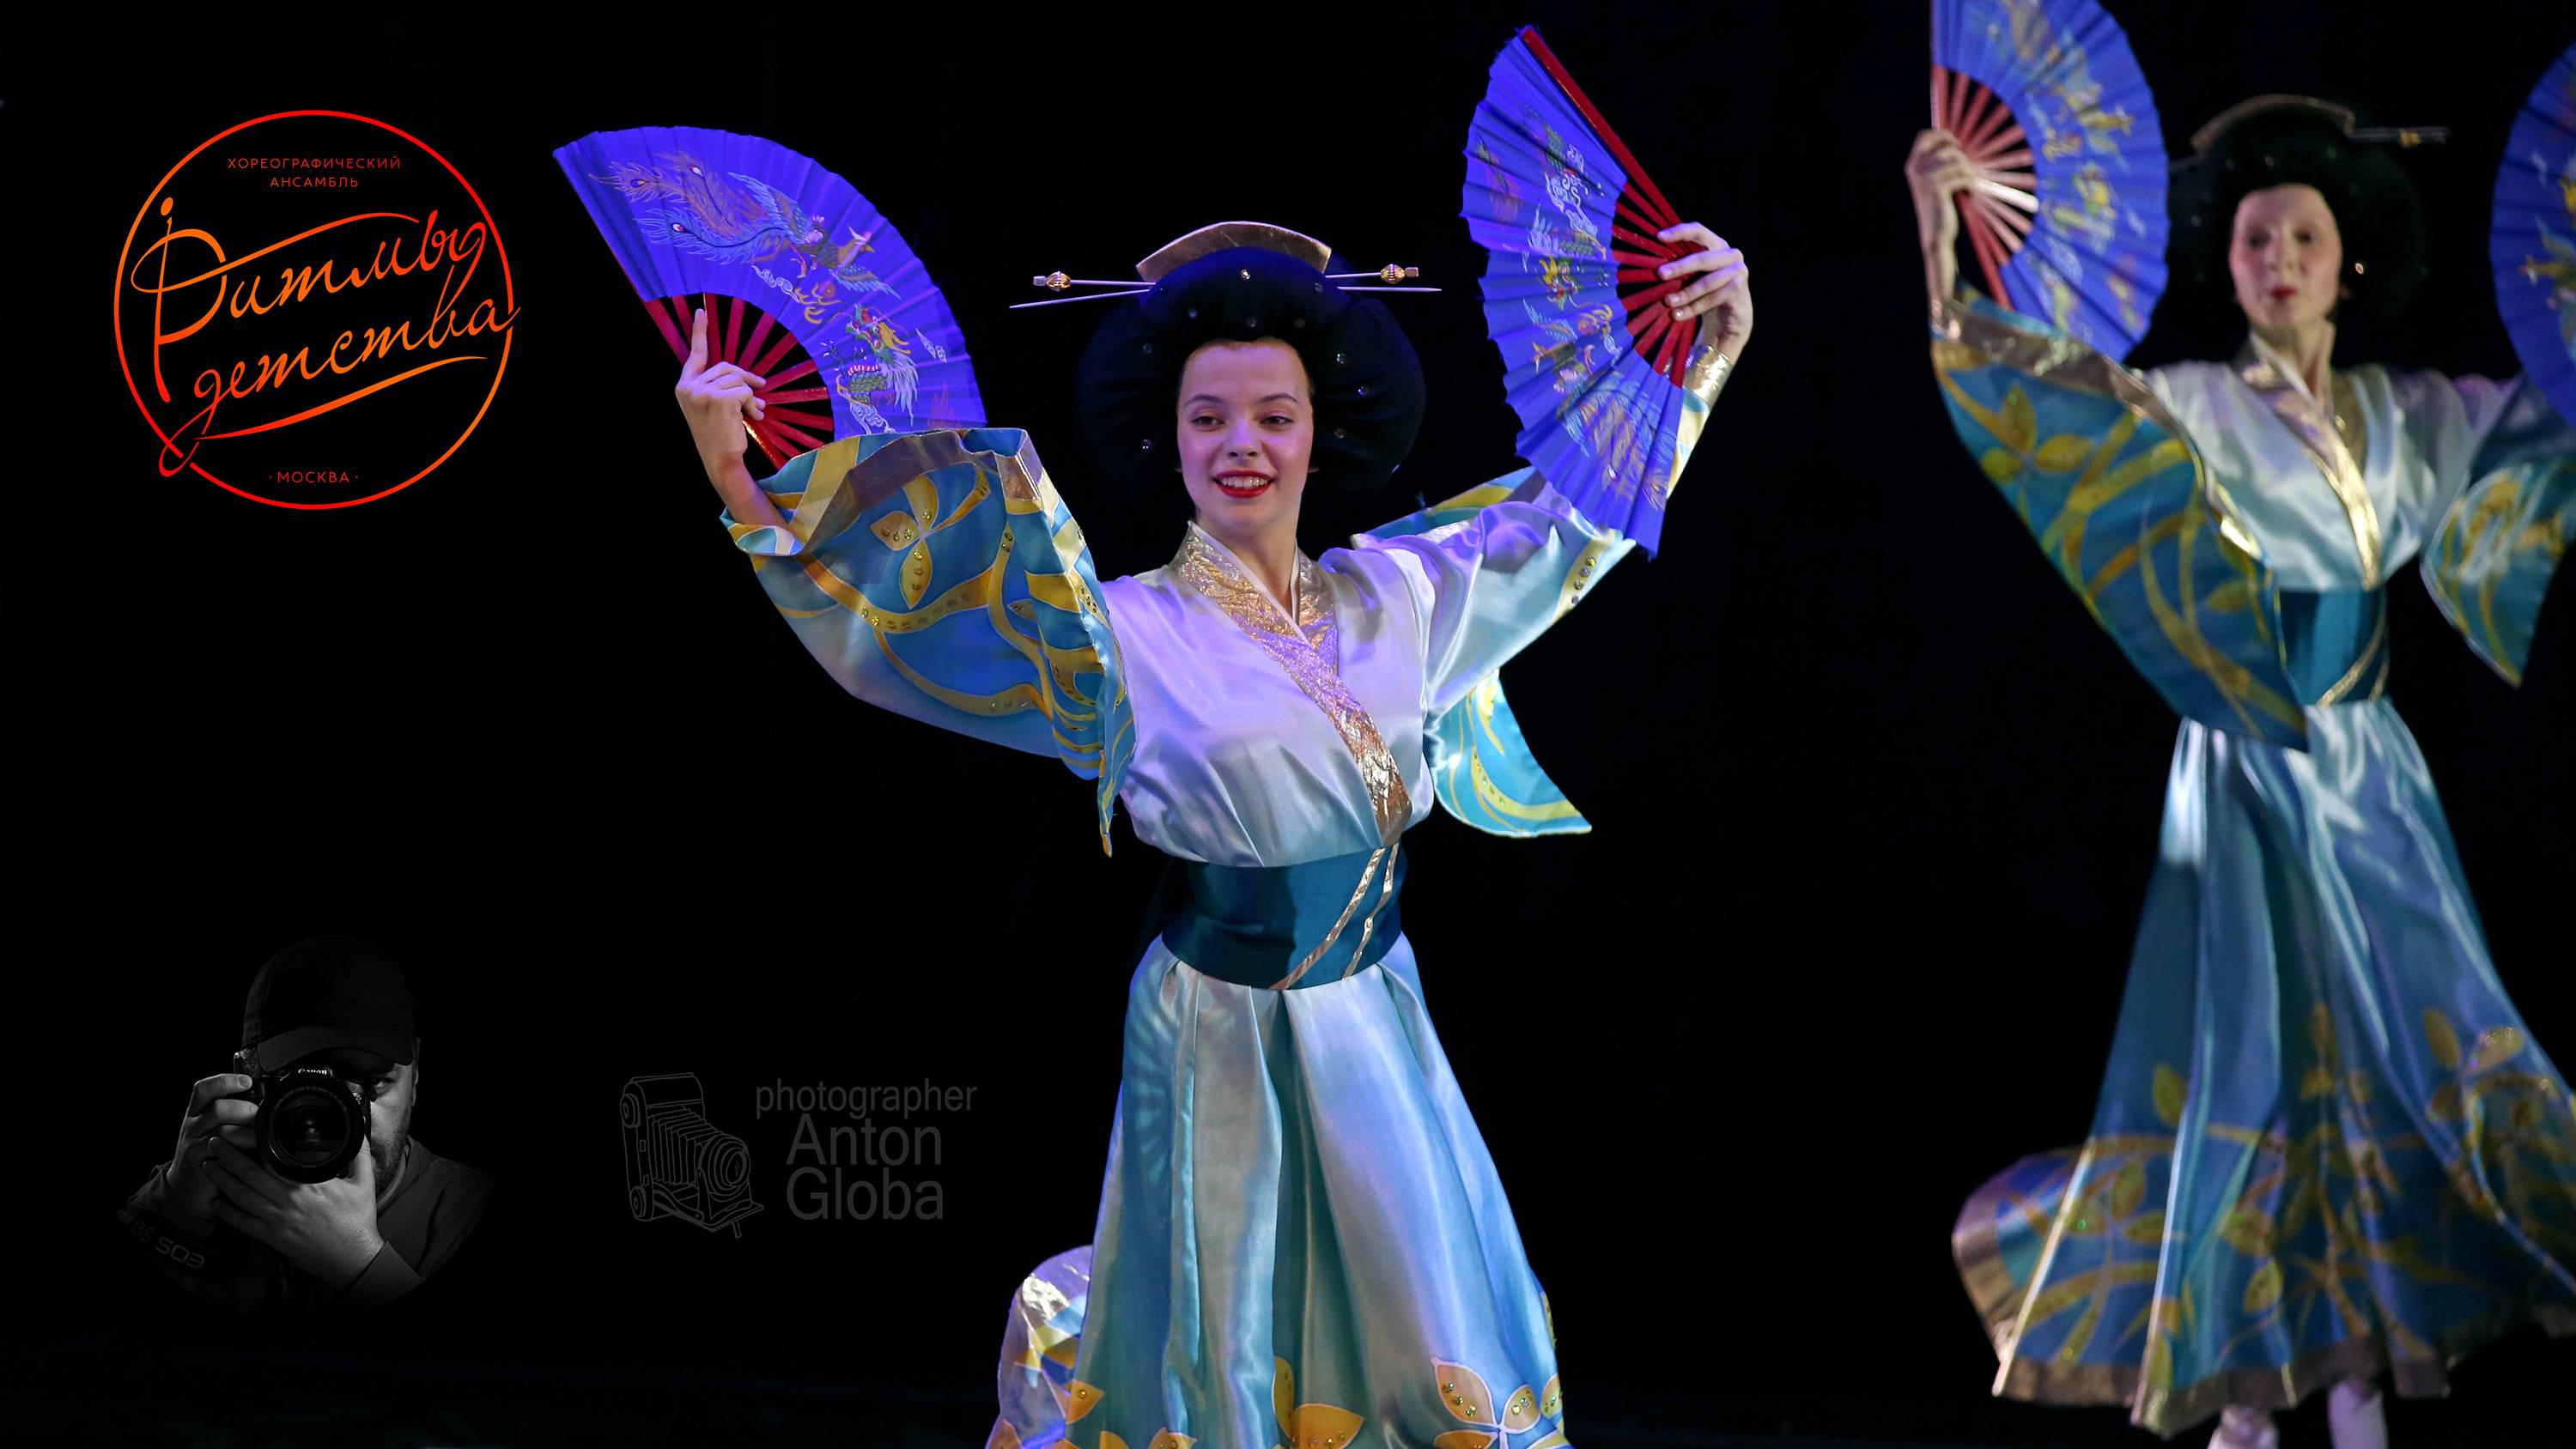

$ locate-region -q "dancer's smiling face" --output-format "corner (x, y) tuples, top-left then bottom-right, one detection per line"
(2230, 183), (2346, 332)
(1176, 338), (1313, 539)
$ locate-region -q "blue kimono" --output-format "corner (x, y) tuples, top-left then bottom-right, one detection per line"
(1931, 290), (2576, 1436)
(717, 422), (1680, 1449)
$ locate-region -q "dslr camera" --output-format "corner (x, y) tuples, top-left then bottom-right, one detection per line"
(229, 1052), (374, 1182)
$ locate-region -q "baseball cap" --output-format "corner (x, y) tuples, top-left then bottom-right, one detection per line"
(240, 936), (419, 1071)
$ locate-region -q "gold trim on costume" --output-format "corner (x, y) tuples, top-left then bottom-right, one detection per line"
(1954, 1006), (2576, 1435)
(1273, 1360), (1367, 1449)
(773, 429), (1117, 737)
(1552, 530), (1619, 619)
(1993, 1301), (2562, 1434)
(1174, 526), (1413, 844)
(1682, 343), (1733, 408)
(801, 555), (996, 633)
(2313, 603), (2389, 706)
(1338, 843), (1403, 980)
(1467, 744), (1583, 824)
(2238, 342), (2384, 583)
(1266, 845), (1388, 991)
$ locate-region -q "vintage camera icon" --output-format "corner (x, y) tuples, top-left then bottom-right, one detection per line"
(619, 1073), (762, 1236)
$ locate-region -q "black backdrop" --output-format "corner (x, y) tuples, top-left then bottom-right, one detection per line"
(26, 3), (2574, 1445)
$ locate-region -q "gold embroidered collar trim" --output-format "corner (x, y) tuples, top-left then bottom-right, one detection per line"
(1172, 525), (1412, 845)
(1176, 522), (1326, 640)
(2239, 337), (2382, 582)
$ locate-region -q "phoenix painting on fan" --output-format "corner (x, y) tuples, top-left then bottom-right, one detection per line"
(1912, 93), (2575, 1448)
(568, 139), (960, 440)
(673, 209), (1747, 1449)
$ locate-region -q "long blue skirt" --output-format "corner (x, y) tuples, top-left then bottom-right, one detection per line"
(987, 933), (1570, 1449)
(1954, 700), (2576, 1437)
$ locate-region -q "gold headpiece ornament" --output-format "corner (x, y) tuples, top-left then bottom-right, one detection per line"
(2184, 94), (2446, 157)
(1015, 219), (1435, 308)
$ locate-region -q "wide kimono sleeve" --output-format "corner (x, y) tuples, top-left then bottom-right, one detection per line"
(1344, 469), (1631, 835)
(721, 427), (1135, 851)
(1340, 339), (1733, 836)
(2389, 371), (2576, 685)
(1929, 288), (2312, 748)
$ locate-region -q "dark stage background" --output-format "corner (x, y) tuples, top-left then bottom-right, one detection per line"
(24, 3), (2573, 1445)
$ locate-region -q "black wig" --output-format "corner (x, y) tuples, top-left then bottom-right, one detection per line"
(2167, 97), (2429, 334)
(1073, 246), (1426, 501)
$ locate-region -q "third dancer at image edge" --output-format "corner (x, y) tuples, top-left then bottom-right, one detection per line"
(650, 33), (1751, 1449)
(1916, 10), (2574, 1449)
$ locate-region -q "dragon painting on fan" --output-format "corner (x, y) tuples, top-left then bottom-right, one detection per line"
(1910, 9), (2576, 1446)
(552, 126), (986, 470)
(646, 28), (1748, 1449)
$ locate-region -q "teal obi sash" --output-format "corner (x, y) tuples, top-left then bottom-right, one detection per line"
(2278, 588), (2390, 706)
(1140, 846), (1406, 990)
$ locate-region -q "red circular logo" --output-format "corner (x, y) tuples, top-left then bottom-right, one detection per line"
(114, 111), (518, 509)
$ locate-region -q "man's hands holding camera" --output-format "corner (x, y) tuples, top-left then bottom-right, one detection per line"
(167, 1073), (258, 1221)
(204, 1134), (385, 1291)
(165, 1072), (387, 1293)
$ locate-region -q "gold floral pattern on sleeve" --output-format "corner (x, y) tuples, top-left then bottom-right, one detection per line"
(2421, 455), (2574, 687)
(727, 428), (1135, 850)
(1929, 292), (2309, 745)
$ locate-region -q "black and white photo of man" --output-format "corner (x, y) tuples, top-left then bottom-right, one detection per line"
(116, 936), (496, 1310)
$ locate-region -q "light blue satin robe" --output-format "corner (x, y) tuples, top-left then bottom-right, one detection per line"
(1934, 297), (2576, 1437)
(1019, 493), (1603, 1449)
(721, 432), (1618, 1449)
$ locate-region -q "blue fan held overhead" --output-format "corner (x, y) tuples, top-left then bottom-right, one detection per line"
(1461, 25), (1719, 557)
(2493, 41), (2576, 427)
(1931, 0), (2168, 360)
(553, 127), (984, 471)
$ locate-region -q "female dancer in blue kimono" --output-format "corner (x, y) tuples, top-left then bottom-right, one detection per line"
(1909, 99), (2573, 1448)
(672, 220), (1752, 1449)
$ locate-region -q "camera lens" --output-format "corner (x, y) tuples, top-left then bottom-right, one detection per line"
(260, 1075), (365, 1181)
(707, 1137), (747, 1192)
(274, 1096), (347, 1162)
